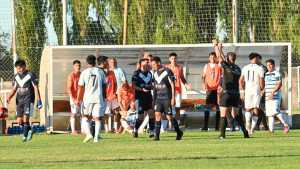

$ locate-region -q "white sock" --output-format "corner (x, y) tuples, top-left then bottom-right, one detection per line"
(82, 118), (92, 137)
(168, 120), (172, 129)
(108, 116), (112, 131)
(80, 118), (84, 134)
(276, 113), (287, 126)
(251, 116), (258, 131)
(268, 116), (274, 132)
(70, 117), (76, 133)
(245, 112), (252, 131)
(104, 123), (109, 132)
(94, 120), (101, 139)
(114, 122), (118, 130)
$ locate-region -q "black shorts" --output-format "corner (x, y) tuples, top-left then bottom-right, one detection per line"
(219, 93), (240, 108)
(136, 95), (153, 114)
(16, 102), (34, 117)
(206, 90), (218, 105)
(154, 100), (173, 115)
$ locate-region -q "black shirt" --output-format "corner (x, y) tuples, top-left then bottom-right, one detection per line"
(153, 67), (175, 101)
(132, 69), (153, 99)
(221, 61), (241, 94)
(13, 71), (38, 104)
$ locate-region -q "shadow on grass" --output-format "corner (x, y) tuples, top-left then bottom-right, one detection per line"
(1, 154), (300, 164)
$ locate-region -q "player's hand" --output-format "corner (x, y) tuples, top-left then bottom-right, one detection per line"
(171, 98), (175, 106)
(186, 83), (192, 90)
(240, 94), (245, 102)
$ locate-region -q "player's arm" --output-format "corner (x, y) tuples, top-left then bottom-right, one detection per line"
(7, 87), (17, 104)
(202, 64), (207, 91)
(239, 71), (245, 100)
(180, 67), (192, 89)
(76, 73), (85, 105)
(117, 89), (125, 111)
(168, 72), (176, 106)
(66, 74), (75, 101)
(259, 68), (265, 91)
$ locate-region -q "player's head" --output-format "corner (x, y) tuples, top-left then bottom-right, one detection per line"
(169, 52), (177, 64)
(72, 60), (81, 72)
(226, 52), (236, 64)
(151, 56), (161, 70)
(139, 58), (149, 70)
(108, 57), (117, 70)
(97, 55), (108, 68)
(266, 59), (275, 72)
(86, 55), (96, 66)
(248, 53), (261, 64)
(209, 52), (217, 63)
(14, 59), (27, 74)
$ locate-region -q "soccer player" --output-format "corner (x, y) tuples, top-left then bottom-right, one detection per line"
(7, 59), (42, 142)
(132, 58), (155, 138)
(264, 59), (289, 133)
(104, 58), (119, 133)
(166, 52), (192, 127)
(239, 53), (265, 135)
(67, 60), (81, 135)
(151, 56), (183, 141)
(110, 57), (127, 90)
(76, 55), (106, 143)
(256, 56), (269, 131)
(201, 52), (222, 131)
(214, 42), (249, 139)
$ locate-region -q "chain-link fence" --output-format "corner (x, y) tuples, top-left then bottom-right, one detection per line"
(0, 0), (300, 81)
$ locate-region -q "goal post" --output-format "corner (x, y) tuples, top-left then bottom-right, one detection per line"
(39, 43), (292, 132)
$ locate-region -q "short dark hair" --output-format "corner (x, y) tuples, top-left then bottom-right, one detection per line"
(209, 52), (216, 57)
(248, 53), (261, 60)
(139, 58), (149, 65)
(86, 55), (96, 66)
(14, 59), (26, 67)
(97, 55), (108, 65)
(73, 60), (81, 65)
(266, 59), (275, 65)
(152, 56), (161, 64)
(169, 52), (177, 58)
(226, 52), (236, 59)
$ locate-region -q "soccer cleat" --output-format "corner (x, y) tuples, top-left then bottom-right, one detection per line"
(83, 135), (93, 143)
(176, 130), (183, 140)
(22, 136), (27, 142)
(153, 135), (160, 141)
(149, 131), (155, 138)
(283, 125), (289, 134)
(219, 136), (225, 140)
(26, 130), (33, 141)
(201, 128), (208, 132)
(244, 132), (250, 138)
(133, 131), (138, 138)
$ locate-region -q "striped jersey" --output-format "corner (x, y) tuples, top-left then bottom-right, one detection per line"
(264, 70), (281, 100)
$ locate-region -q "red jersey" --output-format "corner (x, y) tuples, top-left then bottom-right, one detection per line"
(203, 63), (222, 91)
(106, 70), (117, 101)
(68, 71), (81, 100)
(166, 64), (184, 93)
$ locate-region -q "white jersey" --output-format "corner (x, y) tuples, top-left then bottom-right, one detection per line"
(242, 64), (264, 94)
(78, 67), (106, 105)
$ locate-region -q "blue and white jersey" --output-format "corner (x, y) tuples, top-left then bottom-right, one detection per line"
(264, 70), (281, 100)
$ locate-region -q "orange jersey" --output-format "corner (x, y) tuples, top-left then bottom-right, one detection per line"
(68, 72), (81, 99)
(106, 70), (117, 101)
(203, 63), (222, 91)
(166, 64), (184, 93)
(118, 84), (135, 110)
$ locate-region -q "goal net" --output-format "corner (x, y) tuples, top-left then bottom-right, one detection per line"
(39, 43), (292, 132)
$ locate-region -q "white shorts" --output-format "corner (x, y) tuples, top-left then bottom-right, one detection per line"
(175, 93), (182, 108)
(245, 93), (261, 109)
(265, 99), (281, 116)
(105, 99), (119, 115)
(82, 103), (105, 117)
(70, 97), (81, 114)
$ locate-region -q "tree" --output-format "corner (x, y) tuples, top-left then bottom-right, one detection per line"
(15, 0), (47, 74)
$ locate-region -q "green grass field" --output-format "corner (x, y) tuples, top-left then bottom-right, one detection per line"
(0, 130), (300, 169)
